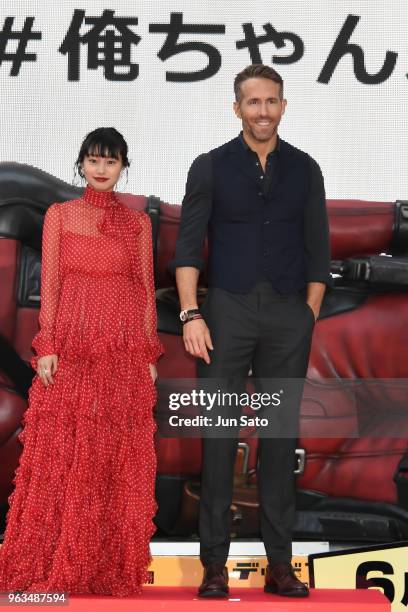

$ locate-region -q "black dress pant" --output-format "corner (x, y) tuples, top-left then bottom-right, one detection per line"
(197, 282), (315, 566)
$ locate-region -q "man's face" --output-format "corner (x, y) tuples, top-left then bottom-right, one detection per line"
(233, 78), (287, 143)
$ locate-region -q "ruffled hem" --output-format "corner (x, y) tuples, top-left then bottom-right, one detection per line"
(31, 329), (164, 370)
(0, 345), (157, 596)
(56, 329), (148, 363)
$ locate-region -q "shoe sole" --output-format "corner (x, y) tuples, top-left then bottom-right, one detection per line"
(264, 584), (309, 598)
(198, 590), (229, 598)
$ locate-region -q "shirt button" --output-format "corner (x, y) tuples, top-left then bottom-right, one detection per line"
(260, 175), (264, 179)
(264, 220), (270, 225)
(258, 192), (262, 196)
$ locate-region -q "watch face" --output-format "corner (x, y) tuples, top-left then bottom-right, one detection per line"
(180, 310), (188, 322)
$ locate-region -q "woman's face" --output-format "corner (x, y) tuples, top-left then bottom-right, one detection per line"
(82, 153), (123, 192)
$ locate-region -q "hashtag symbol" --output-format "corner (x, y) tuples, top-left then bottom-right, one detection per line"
(0, 17), (41, 76)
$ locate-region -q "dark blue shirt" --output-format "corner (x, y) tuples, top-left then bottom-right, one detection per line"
(171, 134), (332, 293)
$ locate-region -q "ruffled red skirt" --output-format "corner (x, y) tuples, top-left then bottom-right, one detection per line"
(0, 276), (157, 596)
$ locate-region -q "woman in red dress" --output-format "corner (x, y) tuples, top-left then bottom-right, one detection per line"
(0, 128), (163, 596)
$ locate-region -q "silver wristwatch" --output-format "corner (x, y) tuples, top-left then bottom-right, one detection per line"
(179, 308), (200, 323)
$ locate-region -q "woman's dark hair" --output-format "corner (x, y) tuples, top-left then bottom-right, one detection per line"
(75, 127), (130, 179)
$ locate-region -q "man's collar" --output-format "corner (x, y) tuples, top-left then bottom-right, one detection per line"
(239, 131), (281, 156)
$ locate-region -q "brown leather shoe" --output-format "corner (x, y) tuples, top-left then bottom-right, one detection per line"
(264, 562), (309, 597)
(198, 562), (229, 598)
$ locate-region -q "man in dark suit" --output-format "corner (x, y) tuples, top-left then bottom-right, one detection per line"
(171, 64), (331, 598)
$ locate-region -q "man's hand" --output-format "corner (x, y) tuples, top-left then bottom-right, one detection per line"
(183, 318), (214, 364)
(306, 282), (326, 322)
(37, 354), (58, 387)
(307, 302), (319, 321)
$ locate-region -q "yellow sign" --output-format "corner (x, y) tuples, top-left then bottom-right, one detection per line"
(310, 541), (408, 612)
(145, 555), (309, 588)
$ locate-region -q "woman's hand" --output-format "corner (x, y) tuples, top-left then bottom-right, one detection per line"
(149, 363), (158, 383)
(37, 354), (58, 387)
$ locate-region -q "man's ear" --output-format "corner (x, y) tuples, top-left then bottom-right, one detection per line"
(233, 100), (241, 119)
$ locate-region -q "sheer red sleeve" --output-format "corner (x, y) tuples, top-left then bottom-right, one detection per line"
(31, 204), (61, 365)
(137, 213), (164, 364)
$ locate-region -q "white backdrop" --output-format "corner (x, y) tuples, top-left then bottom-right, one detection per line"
(1, 1), (407, 203)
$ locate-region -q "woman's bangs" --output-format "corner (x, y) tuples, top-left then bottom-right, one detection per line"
(86, 139), (121, 160)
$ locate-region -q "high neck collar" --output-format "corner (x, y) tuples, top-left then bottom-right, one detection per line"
(82, 185), (118, 208)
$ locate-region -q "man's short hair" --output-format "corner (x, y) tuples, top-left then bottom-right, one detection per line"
(234, 64), (284, 102)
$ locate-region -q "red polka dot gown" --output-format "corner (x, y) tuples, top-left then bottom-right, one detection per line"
(0, 186), (164, 595)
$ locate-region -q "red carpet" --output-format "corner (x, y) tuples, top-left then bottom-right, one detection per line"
(5, 588), (388, 611)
